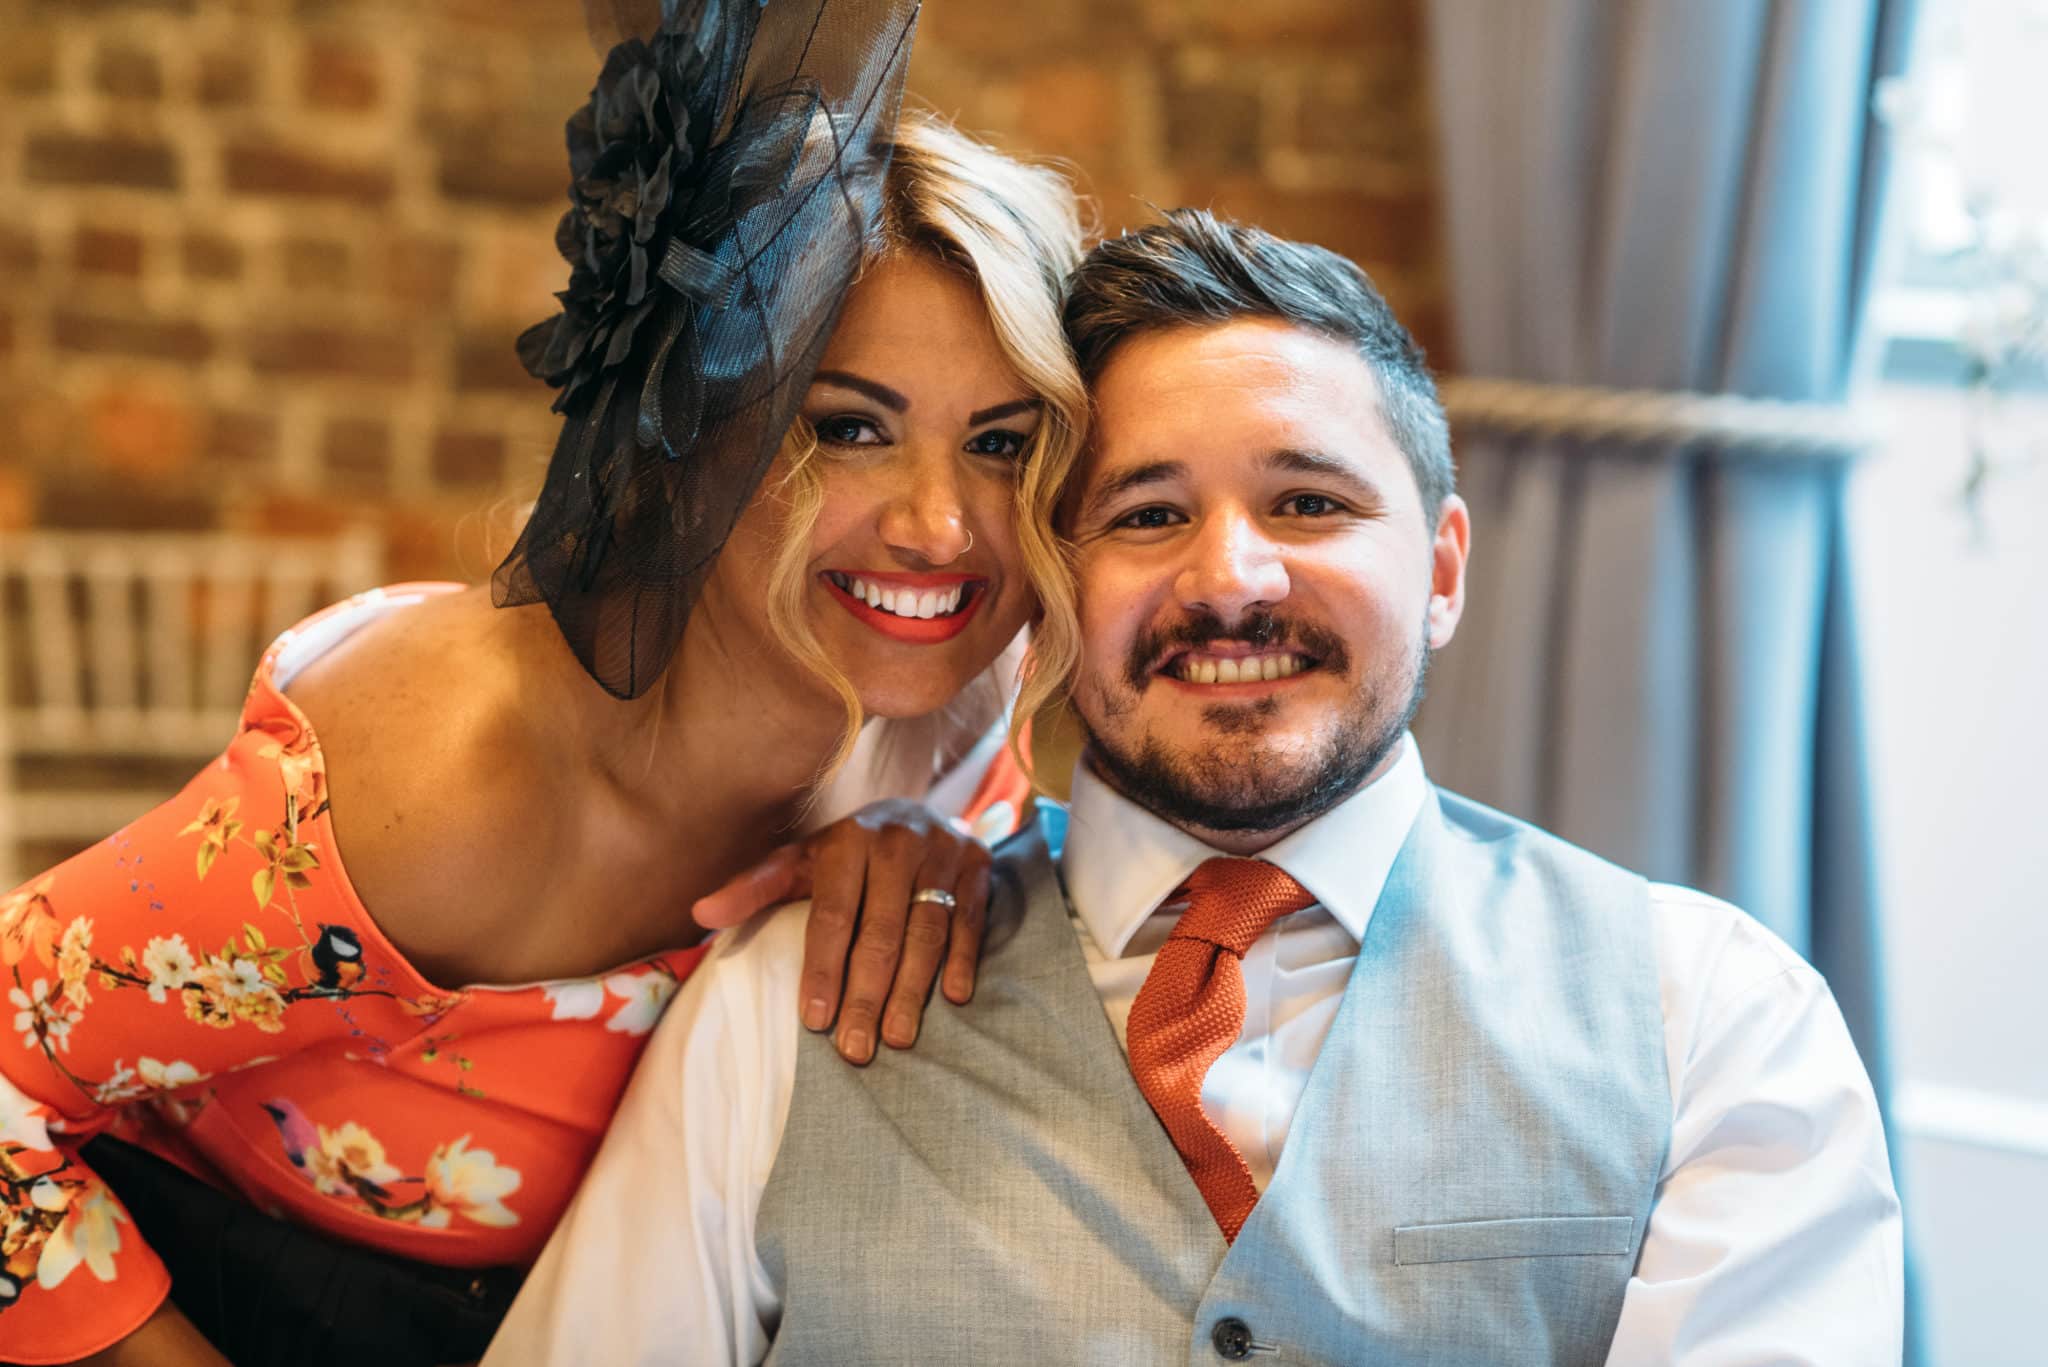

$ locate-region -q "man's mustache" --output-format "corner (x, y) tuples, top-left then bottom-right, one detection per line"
(1123, 609), (1352, 690)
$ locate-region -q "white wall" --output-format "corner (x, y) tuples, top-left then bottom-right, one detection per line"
(1854, 385), (2048, 1366)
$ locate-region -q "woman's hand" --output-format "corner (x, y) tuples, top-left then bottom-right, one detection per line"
(691, 800), (993, 1063)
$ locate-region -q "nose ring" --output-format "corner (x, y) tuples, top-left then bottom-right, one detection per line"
(962, 528), (974, 556)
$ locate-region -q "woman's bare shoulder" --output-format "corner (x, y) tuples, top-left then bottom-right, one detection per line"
(281, 589), (572, 981)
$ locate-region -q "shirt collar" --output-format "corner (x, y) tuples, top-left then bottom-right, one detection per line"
(1059, 732), (1429, 957)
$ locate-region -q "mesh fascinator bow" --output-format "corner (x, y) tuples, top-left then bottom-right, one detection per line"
(495, 0), (920, 698)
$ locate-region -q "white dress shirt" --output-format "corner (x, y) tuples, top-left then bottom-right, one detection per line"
(487, 736), (1903, 1366)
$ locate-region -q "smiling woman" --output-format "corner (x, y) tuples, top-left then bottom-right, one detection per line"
(0, 24), (1092, 1365)
(747, 116), (1090, 777)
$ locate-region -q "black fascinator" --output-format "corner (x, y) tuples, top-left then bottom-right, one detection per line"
(496, 0), (920, 698)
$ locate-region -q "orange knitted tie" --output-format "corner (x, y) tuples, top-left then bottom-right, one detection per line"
(1126, 857), (1318, 1242)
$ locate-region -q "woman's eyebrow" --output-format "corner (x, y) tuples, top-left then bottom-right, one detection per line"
(811, 370), (909, 412)
(968, 397), (1042, 426)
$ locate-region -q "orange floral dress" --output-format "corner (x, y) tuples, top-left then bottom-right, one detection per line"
(0, 584), (1029, 1364)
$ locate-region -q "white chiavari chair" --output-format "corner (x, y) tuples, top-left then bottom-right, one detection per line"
(0, 528), (381, 888)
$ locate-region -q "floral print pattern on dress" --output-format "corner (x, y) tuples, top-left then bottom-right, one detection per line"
(1, 1094), (126, 1307)
(5, 780), (430, 1111)
(261, 1100), (522, 1230)
(0, 583), (1030, 1362)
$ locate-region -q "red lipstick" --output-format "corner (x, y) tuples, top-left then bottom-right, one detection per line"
(821, 570), (988, 645)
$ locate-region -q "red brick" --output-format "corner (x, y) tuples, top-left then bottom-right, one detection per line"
(75, 226), (145, 277)
(1287, 55), (1427, 167)
(0, 386), (73, 463)
(88, 381), (201, 477)
(1161, 0), (1419, 46)
(435, 0), (593, 37)
(205, 409), (276, 468)
(0, 224), (39, 274)
(0, 467), (31, 532)
(197, 50), (257, 106)
(454, 333), (537, 393)
(380, 506), (468, 583)
(282, 237), (353, 291)
(1402, 295), (1451, 369)
(1176, 178), (1438, 271)
(238, 493), (350, 539)
(474, 230), (569, 326)
(322, 417), (390, 490)
(93, 41), (163, 100)
(1164, 75), (1265, 175)
(247, 325), (413, 382)
(40, 0), (197, 13)
(37, 482), (215, 533)
(921, 0), (1144, 57)
(382, 235), (461, 308)
(51, 309), (213, 362)
(182, 232), (242, 282)
(2, 27), (57, 97)
(1007, 64), (1127, 170)
(432, 429), (505, 487)
(223, 142), (393, 205)
(411, 44), (509, 142)
(23, 132), (179, 191)
(301, 37), (380, 110)
(436, 136), (565, 208)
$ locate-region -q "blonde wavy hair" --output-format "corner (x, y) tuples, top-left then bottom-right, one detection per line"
(759, 110), (1088, 786)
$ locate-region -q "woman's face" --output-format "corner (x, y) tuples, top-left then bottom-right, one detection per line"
(706, 251), (1042, 720)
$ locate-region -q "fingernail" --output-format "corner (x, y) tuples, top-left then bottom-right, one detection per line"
(841, 1028), (871, 1061)
(945, 971), (970, 1002)
(803, 997), (830, 1031)
(883, 1010), (911, 1046)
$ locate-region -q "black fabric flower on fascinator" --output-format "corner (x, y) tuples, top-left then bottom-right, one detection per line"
(496, 0), (921, 698)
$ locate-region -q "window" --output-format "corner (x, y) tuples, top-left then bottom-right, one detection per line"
(1858, 6), (2048, 1364)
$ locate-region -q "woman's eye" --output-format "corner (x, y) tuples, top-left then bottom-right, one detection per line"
(816, 415), (886, 446)
(965, 428), (1029, 459)
(1116, 506), (1181, 531)
(1282, 493), (1342, 517)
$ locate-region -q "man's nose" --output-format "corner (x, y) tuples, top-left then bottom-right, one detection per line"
(1175, 509), (1289, 619)
(877, 453), (973, 566)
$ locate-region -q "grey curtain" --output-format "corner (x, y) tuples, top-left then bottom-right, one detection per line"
(1420, 1), (1919, 1345)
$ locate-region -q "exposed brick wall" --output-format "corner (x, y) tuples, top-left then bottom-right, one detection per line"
(913, 0), (1444, 343)
(0, 0), (1442, 581)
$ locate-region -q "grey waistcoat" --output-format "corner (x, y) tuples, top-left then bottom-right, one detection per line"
(756, 789), (1670, 1366)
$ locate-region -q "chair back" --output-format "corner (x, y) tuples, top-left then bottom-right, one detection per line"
(0, 528), (382, 886)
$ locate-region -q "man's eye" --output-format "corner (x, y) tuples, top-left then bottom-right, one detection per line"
(1282, 493), (1342, 517)
(1116, 506), (1180, 530)
(816, 415), (886, 446)
(965, 429), (1028, 459)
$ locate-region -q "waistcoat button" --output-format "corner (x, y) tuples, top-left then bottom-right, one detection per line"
(1211, 1316), (1255, 1361)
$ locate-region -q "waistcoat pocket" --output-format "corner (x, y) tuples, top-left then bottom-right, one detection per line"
(1393, 1215), (1635, 1265)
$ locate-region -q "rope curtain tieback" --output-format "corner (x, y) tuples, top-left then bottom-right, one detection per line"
(1439, 375), (1882, 460)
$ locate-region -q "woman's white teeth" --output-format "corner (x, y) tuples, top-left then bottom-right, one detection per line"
(1178, 653), (1306, 684)
(837, 575), (965, 619)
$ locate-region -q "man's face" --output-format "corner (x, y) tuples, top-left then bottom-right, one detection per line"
(1066, 318), (1470, 844)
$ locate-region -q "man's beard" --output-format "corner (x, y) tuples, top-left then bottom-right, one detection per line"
(1081, 609), (1431, 836)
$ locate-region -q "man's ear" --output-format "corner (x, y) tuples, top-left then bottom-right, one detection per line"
(1426, 494), (1471, 650)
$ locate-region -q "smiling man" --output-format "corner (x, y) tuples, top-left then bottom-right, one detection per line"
(488, 212), (1903, 1366)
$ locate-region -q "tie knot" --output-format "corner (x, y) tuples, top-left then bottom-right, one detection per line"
(1169, 857), (1318, 957)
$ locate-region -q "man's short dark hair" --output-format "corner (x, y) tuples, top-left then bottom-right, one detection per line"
(1062, 208), (1455, 516)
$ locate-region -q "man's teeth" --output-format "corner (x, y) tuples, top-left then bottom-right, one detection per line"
(830, 573), (967, 619)
(1175, 653), (1308, 684)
